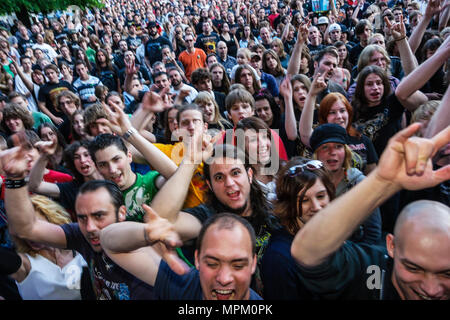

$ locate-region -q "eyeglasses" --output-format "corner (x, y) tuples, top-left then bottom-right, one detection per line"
(287, 160), (323, 177)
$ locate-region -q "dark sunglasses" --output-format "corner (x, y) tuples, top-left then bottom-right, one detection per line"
(287, 160), (323, 177)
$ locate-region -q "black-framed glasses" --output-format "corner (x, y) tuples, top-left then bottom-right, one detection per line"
(287, 160), (323, 177)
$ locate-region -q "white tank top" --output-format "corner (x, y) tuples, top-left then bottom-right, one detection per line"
(16, 252), (87, 300)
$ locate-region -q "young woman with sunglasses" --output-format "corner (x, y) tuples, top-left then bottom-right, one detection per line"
(260, 156), (381, 299)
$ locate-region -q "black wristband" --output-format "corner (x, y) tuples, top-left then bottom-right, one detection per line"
(5, 178), (28, 189)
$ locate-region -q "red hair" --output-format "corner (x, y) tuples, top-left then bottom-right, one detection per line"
(318, 93), (361, 138)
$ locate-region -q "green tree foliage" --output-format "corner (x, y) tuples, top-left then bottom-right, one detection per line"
(0, 0), (104, 15)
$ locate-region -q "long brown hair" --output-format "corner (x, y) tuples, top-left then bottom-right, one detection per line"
(262, 49), (285, 77)
(274, 158), (335, 235)
(352, 65), (391, 119)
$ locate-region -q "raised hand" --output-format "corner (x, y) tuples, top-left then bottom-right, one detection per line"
(0, 133), (31, 179)
(279, 75), (293, 99)
(384, 14), (406, 41)
(424, 0), (442, 19)
(310, 72), (327, 96)
(141, 88), (171, 114)
(103, 101), (133, 136)
(142, 205), (188, 276)
(182, 130), (219, 165)
(375, 123), (450, 191)
(34, 140), (58, 157)
(125, 57), (139, 75)
(297, 22), (309, 44)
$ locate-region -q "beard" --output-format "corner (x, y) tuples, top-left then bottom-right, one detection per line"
(211, 194), (249, 216)
(171, 79), (181, 87)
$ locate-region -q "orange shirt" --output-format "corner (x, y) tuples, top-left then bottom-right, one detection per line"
(153, 142), (207, 209)
(178, 48), (207, 81)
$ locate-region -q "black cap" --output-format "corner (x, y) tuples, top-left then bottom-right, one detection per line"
(148, 21), (157, 28)
(310, 123), (348, 152)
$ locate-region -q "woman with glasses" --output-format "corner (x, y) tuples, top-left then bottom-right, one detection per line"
(260, 155), (380, 299)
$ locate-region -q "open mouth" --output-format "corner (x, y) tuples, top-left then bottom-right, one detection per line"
(326, 159), (339, 167)
(110, 173), (122, 184)
(212, 289), (235, 300)
(89, 237), (100, 246)
(80, 164), (91, 173)
(227, 190), (240, 200)
(370, 93), (381, 100)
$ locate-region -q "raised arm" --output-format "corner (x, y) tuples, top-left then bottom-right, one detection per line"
(385, 15), (418, 76)
(8, 54), (35, 95)
(281, 18), (292, 43)
(424, 86), (450, 139)
(2, 136), (67, 248)
(287, 23), (309, 76)
(124, 57), (140, 100)
(439, 0), (450, 32)
(299, 72), (327, 147)
(329, 0), (338, 18)
(395, 35), (450, 111)
(100, 204), (188, 287)
(291, 123), (450, 267)
(146, 131), (216, 241)
(130, 88), (171, 133)
(104, 99), (177, 180)
(28, 141), (61, 198)
(280, 75), (297, 141)
(408, 0), (442, 54)
(351, 0), (363, 24)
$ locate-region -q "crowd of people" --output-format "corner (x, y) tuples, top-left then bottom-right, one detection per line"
(0, 0), (449, 301)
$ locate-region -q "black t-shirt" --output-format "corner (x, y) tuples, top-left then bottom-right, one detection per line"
(195, 33), (221, 55)
(296, 241), (401, 300)
(347, 134), (379, 169)
(219, 35), (238, 58)
(353, 94), (404, 156)
(57, 57), (75, 70)
(349, 43), (365, 67)
(261, 228), (318, 300)
(92, 64), (120, 92)
(144, 36), (173, 66)
(17, 36), (34, 54)
(38, 81), (74, 117)
(62, 223), (155, 300)
(57, 180), (82, 214)
(308, 43), (326, 58)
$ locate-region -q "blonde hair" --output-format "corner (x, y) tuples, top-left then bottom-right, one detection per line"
(194, 91), (230, 129)
(236, 47), (252, 61)
(411, 100), (440, 136)
(313, 144), (353, 173)
(12, 195), (72, 257)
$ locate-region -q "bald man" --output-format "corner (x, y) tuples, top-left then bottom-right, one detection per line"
(291, 123), (450, 300)
(386, 201), (450, 300)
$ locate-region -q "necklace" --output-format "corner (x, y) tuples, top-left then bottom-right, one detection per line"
(102, 252), (114, 272)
